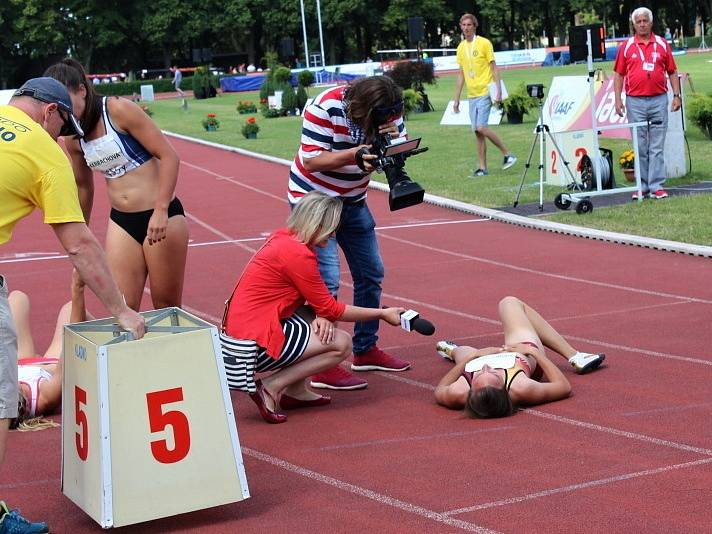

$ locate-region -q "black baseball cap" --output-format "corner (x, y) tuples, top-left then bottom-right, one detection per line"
(13, 77), (84, 136)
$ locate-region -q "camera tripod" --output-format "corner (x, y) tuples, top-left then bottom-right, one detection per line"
(512, 98), (580, 211)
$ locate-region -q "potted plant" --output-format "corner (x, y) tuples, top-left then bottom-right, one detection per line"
(241, 117), (260, 138)
(687, 93), (712, 139)
(402, 88), (423, 117)
(618, 149), (636, 182)
(502, 83), (537, 124)
(202, 113), (220, 131)
(237, 100), (257, 114)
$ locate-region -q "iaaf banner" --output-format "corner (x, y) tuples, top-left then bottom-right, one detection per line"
(543, 75), (684, 139)
(542, 76), (629, 138)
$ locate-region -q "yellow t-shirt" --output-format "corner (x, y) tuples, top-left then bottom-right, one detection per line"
(0, 105), (84, 244)
(456, 36), (496, 98)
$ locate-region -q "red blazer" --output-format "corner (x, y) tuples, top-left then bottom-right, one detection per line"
(223, 228), (345, 358)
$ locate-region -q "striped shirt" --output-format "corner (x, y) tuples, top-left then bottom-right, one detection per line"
(288, 84), (406, 203)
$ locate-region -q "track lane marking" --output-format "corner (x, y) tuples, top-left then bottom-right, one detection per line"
(441, 457), (712, 516)
(241, 447), (501, 534)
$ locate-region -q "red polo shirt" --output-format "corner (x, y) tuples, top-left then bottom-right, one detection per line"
(223, 228), (346, 358)
(614, 33), (676, 97)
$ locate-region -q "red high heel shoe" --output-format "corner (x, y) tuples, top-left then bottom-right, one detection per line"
(248, 379), (287, 424)
(279, 393), (331, 410)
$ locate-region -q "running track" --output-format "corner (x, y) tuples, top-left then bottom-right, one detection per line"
(1, 136), (711, 533)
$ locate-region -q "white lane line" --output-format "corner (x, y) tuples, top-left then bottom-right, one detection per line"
(241, 447), (501, 534)
(442, 456), (712, 516)
(373, 372), (712, 456)
(342, 284), (712, 368)
(318, 427), (516, 452)
(621, 402), (712, 417)
(523, 409), (712, 456)
(377, 232), (712, 305)
(1, 219), (484, 265)
(185, 213), (258, 254)
(182, 161), (288, 204)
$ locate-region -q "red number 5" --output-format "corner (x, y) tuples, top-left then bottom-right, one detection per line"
(146, 388), (191, 464)
(75, 386), (88, 461)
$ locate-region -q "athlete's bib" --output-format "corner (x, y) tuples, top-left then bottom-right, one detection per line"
(464, 352), (518, 373)
(82, 136), (130, 179)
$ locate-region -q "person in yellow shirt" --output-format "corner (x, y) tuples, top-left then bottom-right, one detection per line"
(453, 13), (517, 177)
(0, 77), (146, 533)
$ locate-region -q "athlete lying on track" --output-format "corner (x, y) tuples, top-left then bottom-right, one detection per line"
(435, 296), (605, 418)
(9, 271), (89, 430)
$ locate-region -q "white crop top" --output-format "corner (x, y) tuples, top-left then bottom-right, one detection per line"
(18, 366), (52, 417)
(80, 97), (152, 179)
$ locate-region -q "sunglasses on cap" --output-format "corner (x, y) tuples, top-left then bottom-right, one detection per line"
(373, 100), (404, 124)
(14, 87), (84, 137)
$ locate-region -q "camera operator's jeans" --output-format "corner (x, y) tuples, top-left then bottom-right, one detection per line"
(315, 200), (384, 355)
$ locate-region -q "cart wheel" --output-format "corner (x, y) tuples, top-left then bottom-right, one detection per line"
(579, 155), (595, 191)
(576, 199), (593, 214)
(554, 193), (571, 210)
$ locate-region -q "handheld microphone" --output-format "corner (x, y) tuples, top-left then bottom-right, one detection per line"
(399, 309), (435, 336)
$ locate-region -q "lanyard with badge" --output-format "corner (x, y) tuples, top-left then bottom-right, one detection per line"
(465, 36), (478, 78)
(636, 41), (658, 76)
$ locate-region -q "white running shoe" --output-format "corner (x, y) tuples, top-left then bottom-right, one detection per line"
(502, 154), (518, 170)
(436, 340), (458, 361)
(568, 352), (606, 374)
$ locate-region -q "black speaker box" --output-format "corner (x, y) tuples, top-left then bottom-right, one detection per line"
(280, 37), (295, 58)
(407, 17), (424, 45)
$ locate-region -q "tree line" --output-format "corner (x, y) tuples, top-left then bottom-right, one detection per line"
(1, 0), (709, 87)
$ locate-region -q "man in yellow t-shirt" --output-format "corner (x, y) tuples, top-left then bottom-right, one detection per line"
(0, 78), (146, 532)
(453, 13), (517, 177)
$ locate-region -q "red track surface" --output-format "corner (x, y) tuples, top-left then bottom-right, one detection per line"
(1, 137), (711, 533)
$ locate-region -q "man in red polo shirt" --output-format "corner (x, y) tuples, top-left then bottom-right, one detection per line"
(614, 6), (681, 200)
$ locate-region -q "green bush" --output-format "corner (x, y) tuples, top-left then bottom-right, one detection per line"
(281, 86), (299, 114)
(262, 107), (284, 118)
(296, 85), (309, 110)
(259, 78), (275, 101)
(272, 66), (292, 84)
(502, 83), (537, 123)
(192, 66), (218, 100)
(402, 88), (423, 117)
(385, 60), (436, 90)
(297, 69), (315, 87)
(94, 78), (192, 97)
(687, 93), (712, 138)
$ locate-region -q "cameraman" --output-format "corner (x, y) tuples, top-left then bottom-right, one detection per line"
(288, 75), (411, 391)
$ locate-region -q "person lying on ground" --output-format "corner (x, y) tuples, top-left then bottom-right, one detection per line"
(10, 271), (90, 431)
(220, 191), (405, 424)
(435, 296), (605, 418)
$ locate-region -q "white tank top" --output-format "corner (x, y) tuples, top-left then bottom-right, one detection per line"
(18, 366), (52, 417)
(80, 97), (152, 179)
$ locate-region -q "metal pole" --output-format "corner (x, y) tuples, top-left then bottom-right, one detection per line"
(316, 0), (326, 67)
(586, 29), (602, 190)
(300, 0), (310, 68)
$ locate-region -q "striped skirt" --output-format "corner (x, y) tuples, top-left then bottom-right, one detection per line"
(220, 313), (311, 392)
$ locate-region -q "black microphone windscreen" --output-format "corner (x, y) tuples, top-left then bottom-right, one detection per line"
(411, 317), (435, 336)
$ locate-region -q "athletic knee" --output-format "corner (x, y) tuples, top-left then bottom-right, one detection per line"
(332, 330), (352, 360)
(8, 290), (29, 309)
(498, 295), (521, 311)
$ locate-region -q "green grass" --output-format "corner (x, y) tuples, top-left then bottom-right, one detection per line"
(149, 52), (712, 246)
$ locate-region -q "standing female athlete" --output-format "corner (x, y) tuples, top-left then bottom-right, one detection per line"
(45, 59), (188, 310)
